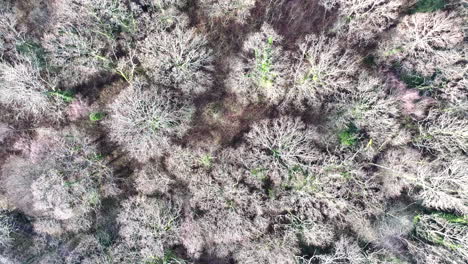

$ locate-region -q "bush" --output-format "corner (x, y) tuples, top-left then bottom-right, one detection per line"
(139, 0), (188, 9)
(226, 24), (291, 105)
(1, 127), (115, 235)
(164, 145), (217, 176)
(105, 79), (194, 162)
(338, 123), (360, 147)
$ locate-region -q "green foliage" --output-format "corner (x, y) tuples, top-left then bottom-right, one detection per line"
(16, 41), (47, 68)
(252, 37), (275, 87)
(285, 212), (314, 232)
(433, 212), (468, 225)
(147, 250), (187, 264)
(414, 213), (466, 251)
(87, 190), (101, 206)
(89, 2), (136, 39)
(89, 112), (106, 122)
(205, 102), (223, 120)
(149, 116), (178, 131)
(250, 167), (268, 180)
(399, 71), (433, 90)
(63, 180), (81, 187)
(362, 55), (376, 67)
(410, 0), (446, 13)
(96, 229), (113, 247)
(384, 47), (404, 57)
(286, 166), (318, 192)
(271, 148), (282, 160)
(338, 123), (359, 147)
(199, 154), (214, 168)
(48, 90), (74, 103)
(340, 171), (353, 180)
(90, 153), (105, 161)
(225, 199), (236, 210)
(413, 214), (421, 225)
(399, 70), (442, 96)
(267, 188), (278, 199)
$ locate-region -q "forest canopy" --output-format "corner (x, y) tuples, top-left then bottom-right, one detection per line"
(0, 0), (467, 263)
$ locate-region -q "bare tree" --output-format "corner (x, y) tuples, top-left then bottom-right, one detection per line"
(226, 24), (291, 105)
(134, 163), (174, 195)
(278, 212), (336, 248)
(131, 0), (190, 34)
(0, 2), (21, 57)
(378, 11), (464, 78)
(330, 73), (408, 152)
(328, 0), (406, 46)
(233, 235), (300, 264)
(62, 234), (106, 264)
(0, 56), (64, 122)
(0, 212), (15, 248)
(43, 0), (136, 88)
(319, 0), (340, 10)
(117, 196), (181, 261)
(373, 209), (414, 253)
(105, 79), (194, 162)
(413, 214), (468, 261)
(0, 123), (11, 143)
(199, 0), (256, 24)
(311, 236), (367, 264)
(288, 34), (358, 109)
(1, 127), (115, 235)
(139, 23), (214, 95)
(415, 109), (468, 155)
(415, 158), (468, 215)
(376, 148), (468, 215)
(242, 116), (322, 185)
(168, 146), (269, 259)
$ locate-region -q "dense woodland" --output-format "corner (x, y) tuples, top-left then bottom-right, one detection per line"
(0, 0), (467, 263)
